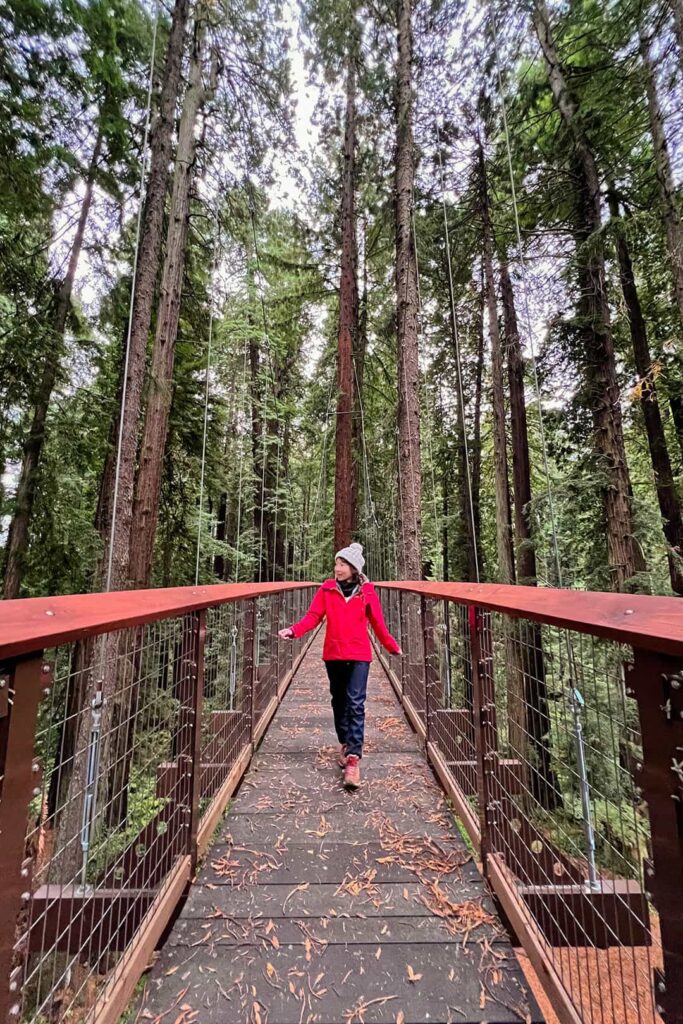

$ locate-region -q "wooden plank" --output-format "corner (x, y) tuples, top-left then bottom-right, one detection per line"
(181, 878), (497, 920)
(166, 913), (502, 947)
(141, 940), (540, 1023)
(200, 840), (480, 886)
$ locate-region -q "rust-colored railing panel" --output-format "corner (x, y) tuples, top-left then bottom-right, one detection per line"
(0, 581), (314, 660)
(377, 580), (683, 656)
(376, 582), (683, 1024)
(0, 583), (315, 1024)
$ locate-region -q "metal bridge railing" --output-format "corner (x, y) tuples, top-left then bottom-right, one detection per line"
(0, 582), (315, 1024)
(377, 581), (683, 1024)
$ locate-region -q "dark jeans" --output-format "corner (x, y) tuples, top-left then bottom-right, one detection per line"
(325, 660), (370, 758)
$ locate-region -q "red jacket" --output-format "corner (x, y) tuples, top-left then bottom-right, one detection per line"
(290, 579), (400, 661)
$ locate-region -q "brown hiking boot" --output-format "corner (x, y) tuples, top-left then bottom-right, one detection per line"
(337, 744), (347, 768)
(343, 754), (360, 790)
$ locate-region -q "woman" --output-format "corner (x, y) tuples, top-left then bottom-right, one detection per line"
(278, 543), (401, 790)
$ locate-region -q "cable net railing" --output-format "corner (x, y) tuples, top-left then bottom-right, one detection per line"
(0, 584), (313, 1024)
(378, 583), (683, 1024)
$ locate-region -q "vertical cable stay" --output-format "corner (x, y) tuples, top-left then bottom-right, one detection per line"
(105, 5), (160, 594)
(435, 122), (481, 583)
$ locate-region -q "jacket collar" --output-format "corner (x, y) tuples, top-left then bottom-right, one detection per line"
(322, 577), (367, 594)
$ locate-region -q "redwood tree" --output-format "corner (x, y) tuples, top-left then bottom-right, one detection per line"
(608, 189), (683, 594)
(3, 128), (103, 599)
(97, 0), (191, 593)
(533, 0), (637, 590)
(129, 22), (215, 588)
(334, 49), (359, 551)
(395, 0), (422, 579)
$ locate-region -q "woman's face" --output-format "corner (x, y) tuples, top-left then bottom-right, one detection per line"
(334, 557), (354, 581)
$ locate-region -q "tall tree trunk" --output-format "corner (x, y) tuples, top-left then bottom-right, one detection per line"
(639, 26), (683, 334)
(608, 190), (683, 594)
(353, 216), (368, 529)
(96, 0), (190, 594)
(478, 141), (514, 584)
(52, 0), (187, 838)
(668, 0), (683, 72)
(533, 0), (636, 590)
(249, 303), (266, 582)
(395, 0), (422, 580)
(442, 452), (449, 582)
(639, 23), (683, 463)
(3, 128), (103, 599)
(103, 23), (213, 830)
(499, 254), (559, 809)
(334, 54), (359, 552)
(129, 24), (213, 588)
(500, 255), (536, 586)
(455, 285), (484, 583)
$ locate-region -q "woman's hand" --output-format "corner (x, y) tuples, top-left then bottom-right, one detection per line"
(278, 627), (295, 640)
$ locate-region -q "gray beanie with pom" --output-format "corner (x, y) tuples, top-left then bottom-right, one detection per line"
(335, 542), (365, 574)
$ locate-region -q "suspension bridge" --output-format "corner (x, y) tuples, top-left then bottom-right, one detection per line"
(0, 578), (681, 1024)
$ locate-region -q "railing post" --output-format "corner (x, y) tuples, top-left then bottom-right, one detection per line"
(0, 653), (49, 1022)
(421, 596), (438, 744)
(629, 648), (683, 1023)
(469, 606), (496, 872)
(186, 610), (206, 872)
(243, 599), (258, 743)
(273, 592), (282, 685)
(399, 591), (406, 696)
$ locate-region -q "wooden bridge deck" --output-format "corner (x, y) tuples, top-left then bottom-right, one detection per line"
(136, 637), (543, 1024)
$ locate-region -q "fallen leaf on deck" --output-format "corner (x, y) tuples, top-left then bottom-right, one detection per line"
(406, 964), (423, 983)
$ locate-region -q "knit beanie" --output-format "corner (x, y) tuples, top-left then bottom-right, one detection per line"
(335, 542), (365, 574)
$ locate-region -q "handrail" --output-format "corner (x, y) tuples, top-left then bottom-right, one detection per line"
(0, 581), (315, 659)
(376, 580), (683, 656)
(3, 578), (681, 660)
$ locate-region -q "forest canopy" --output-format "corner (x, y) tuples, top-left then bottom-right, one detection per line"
(1, 0), (682, 599)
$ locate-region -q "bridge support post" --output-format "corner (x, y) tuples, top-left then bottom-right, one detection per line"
(469, 607), (497, 873)
(421, 596), (439, 744)
(186, 610), (206, 873)
(398, 591), (407, 696)
(244, 599), (257, 742)
(0, 653), (49, 1023)
(629, 648), (683, 1024)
